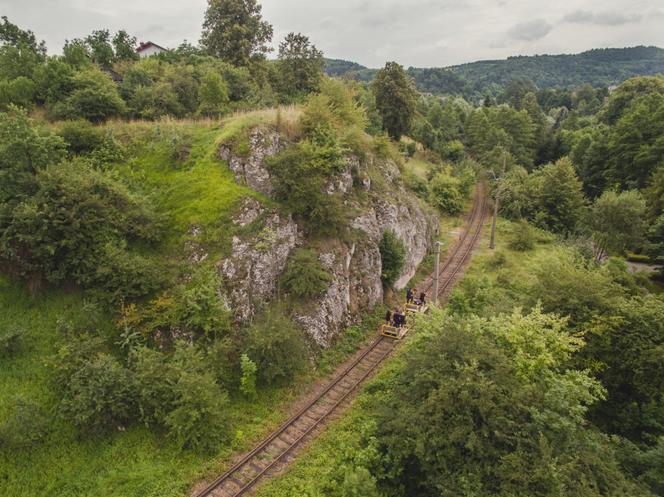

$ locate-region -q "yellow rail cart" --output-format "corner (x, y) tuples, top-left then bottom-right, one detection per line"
(381, 324), (408, 340)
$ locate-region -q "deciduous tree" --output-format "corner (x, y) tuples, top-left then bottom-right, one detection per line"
(371, 62), (418, 140)
(200, 0), (273, 66)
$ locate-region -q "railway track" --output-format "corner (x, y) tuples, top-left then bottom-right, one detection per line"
(193, 184), (488, 497)
(418, 182), (487, 301)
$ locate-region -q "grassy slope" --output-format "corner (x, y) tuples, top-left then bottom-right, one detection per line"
(0, 283), (386, 497)
(0, 114), (281, 497)
(0, 107), (396, 497)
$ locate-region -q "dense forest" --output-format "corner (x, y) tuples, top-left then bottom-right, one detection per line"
(1, 1), (664, 496)
(326, 46), (664, 100)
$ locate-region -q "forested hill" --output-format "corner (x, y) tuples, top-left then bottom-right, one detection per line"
(325, 46), (664, 97)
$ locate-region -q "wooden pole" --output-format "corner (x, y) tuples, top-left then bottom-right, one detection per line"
(433, 241), (441, 304)
(490, 154), (506, 250)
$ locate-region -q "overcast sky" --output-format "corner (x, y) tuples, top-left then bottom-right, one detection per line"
(2, 0), (663, 67)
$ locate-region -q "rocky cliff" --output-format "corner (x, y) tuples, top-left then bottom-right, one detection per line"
(216, 127), (438, 347)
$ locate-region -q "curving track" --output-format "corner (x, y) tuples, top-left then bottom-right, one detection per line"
(193, 183), (487, 497)
(418, 181), (487, 302)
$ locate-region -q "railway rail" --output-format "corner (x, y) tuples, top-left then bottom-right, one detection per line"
(418, 182), (487, 302)
(193, 183), (488, 497)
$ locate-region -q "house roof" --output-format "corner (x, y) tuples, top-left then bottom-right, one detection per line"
(136, 41), (167, 53)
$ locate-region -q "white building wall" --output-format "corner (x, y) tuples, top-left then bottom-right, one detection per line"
(138, 45), (165, 58)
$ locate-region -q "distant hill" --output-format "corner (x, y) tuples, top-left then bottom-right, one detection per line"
(324, 46), (664, 98)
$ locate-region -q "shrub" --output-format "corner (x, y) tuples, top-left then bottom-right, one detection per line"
(509, 220), (536, 251)
(0, 106), (66, 205)
(197, 70), (229, 117)
(59, 353), (137, 434)
(246, 308), (307, 386)
(447, 275), (492, 316)
(131, 343), (231, 451)
(0, 397), (49, 448)
(58, 120), (105, 154)
(1, 161), (162, 297)
(165, 369), (230, 452)
(177, 267), (230, 338)
(404, 171), (429, 199)
(208, 336), (242, 392)
(405, 141), (417, 157)
(267, 141), (347, 235)
(530, 250), (623, 328)
(165, 344), (230, 452)
(239, 353), (258, 399)
(429, 171), (464, 214)
(281, 248), (333, 299)
(53, 68), (126, 122)
(0, 76), (35, 110)
(379, 231), (406, 287)
(440, 139), (465, 162)
(454, 158), (477, 196)
(131, 346), (177, 427)
(0, 327), (24, 357)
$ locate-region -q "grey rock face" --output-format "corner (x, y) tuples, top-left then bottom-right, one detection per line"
(219, 198), (300, 322)
(215, 130), (438, 347)
(219, 129), (284, 198)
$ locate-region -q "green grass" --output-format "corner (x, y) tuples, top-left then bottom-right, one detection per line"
(0, 272), (313, 497)
(0, 270), (391, 496)
(110, 120), (260, 258)
(405, 156), (433, 179)
(0, 112), (313, 497)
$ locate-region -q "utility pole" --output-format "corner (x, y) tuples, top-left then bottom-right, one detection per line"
(490, 154), (507, 250)
(433, 241), (442, 305)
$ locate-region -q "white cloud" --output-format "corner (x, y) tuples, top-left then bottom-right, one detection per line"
(507, 19), (553, 41)
(562, 10), (642, 26)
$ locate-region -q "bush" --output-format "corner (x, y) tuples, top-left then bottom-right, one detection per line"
(0, 397), (49, 448)
(0, 76), (35, 110)
(404, 171), (429, 200)
(447, 275), (492, 316)
(281, 248), (333, 299)
(404, 141), (417, 157)
(59, 353), (137, 434)
(197, 70), (229, 117)
(246, 308), (307, 386)
(131, 343), (231, 451)
(440, 139), (465, 162)
(1, 161), (162, 297)
(131, 346), (177, 427)
(267, 141), (347, 235)
(239, 353), (257, 399)
(429, 171), (464, 214)
(530, 250), (623, 328)
(454, 158), (477, 196)
(208, 336), (242, 392)
(91, 242), (165, 303)
(176, 266), (230, 338)
(164, 344), (230, 452)
(53, 68), (126, 122)
(58, 120), (105, 154)
(379, 231), (406, 287)
(0, 106), (66, 206)
(509, 220), (536, 251)
(0, 327), (24, 357)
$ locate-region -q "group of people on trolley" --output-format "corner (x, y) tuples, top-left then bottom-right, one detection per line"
(384, 288), (427, 329)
